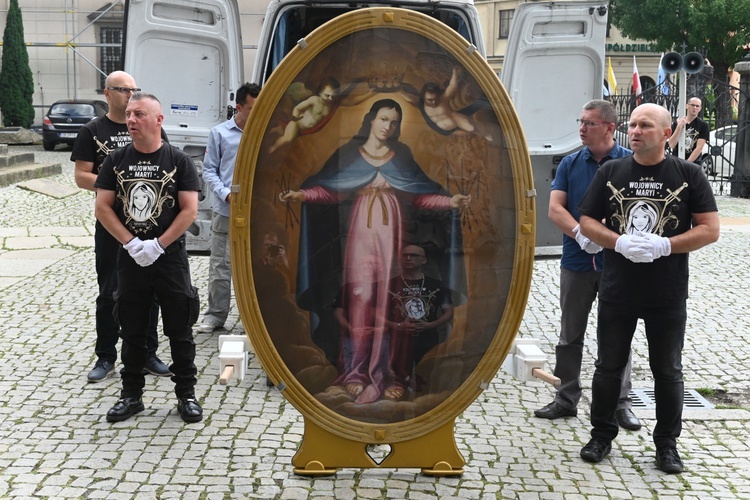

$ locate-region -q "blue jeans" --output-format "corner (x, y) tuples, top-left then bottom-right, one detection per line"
(590, 299), (686, 449)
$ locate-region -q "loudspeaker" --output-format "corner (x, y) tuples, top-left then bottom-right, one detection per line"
(661, 52), (683, 74)
(683, 52), (705, 74)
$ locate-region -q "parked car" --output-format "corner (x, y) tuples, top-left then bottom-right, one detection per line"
(42, 99), (108, 151)
(699, 125), (737, 178)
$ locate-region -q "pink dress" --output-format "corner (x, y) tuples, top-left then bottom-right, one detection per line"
(302, 162), (451, 403)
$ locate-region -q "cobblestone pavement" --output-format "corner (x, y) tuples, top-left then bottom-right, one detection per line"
(1, 145), (749, 499)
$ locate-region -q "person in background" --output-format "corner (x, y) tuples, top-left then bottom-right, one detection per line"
(534, 99), (640, 431)
(71, 71), (170, 382)
(196, 83), (261, 334)
(667, 97), (709, 164)
(385, 244), (453, 400)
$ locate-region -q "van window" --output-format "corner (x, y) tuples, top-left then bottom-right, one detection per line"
(262, 5), (475, 83)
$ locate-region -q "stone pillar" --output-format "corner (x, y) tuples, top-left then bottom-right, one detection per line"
(732, 54), (750, 198)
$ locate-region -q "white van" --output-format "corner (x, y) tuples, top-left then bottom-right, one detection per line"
(501, 1), (609, 253)
(251, 0), (485, 82)
(123, 0), (607, 254)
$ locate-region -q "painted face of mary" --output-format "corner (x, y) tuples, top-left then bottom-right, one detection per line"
(369, 107), (400, 142)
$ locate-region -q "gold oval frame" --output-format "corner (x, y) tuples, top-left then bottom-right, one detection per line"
(231, 7), (535, 443)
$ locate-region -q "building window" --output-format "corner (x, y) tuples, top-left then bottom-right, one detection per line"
(498, 10), (514, 39)
(99, 27), (122, 90)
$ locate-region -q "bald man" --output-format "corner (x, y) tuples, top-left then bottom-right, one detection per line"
(667, 97), (709, 163)
(71, 71), (170, 382)
(577, 103), (719, 473)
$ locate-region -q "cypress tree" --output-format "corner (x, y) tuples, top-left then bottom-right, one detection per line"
(0, 0), (35, 128)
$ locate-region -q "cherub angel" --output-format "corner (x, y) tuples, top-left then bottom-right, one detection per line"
(268, 77), (374, 154)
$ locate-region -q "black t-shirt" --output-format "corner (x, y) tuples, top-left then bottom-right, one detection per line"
(670, 117), (710, 160)
(578, 155), (717, 306)
(387, 274), (452, 326)
(94, 143), (200, 240)
(70, 115), (169, 175)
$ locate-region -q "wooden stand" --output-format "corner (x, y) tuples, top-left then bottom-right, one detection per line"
(292, 418), (465, 477)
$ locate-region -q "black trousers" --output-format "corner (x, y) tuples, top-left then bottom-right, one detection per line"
(114, 242), (200, 399)
(590, 299), (686, 449)
(94, 221), (160, 363)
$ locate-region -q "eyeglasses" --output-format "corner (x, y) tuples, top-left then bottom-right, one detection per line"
(576, 119), (609, 128)
(107, 86), (141, 94)
(402, 253), (425, 259)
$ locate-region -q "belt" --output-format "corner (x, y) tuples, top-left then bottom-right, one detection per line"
(164, 238), (185, 254)
(356, 187), (394, 228)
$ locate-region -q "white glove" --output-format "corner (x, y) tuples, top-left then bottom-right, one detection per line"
(573, 224), (603, 254)
(638, 231), (671, 259)
(132, 238), (164, 267)
(123, 237), (144, 259)
(614, 234), (654, 263)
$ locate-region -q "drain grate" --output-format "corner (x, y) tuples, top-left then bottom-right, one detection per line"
(630, 388), (714, 410)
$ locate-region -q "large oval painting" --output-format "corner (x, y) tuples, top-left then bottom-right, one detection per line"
(232, 8), (534, 442)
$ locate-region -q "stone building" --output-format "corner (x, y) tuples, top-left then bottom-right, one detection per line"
(1, 0), (725, 126)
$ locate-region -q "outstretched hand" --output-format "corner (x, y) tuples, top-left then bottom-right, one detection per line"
(279, 190), (305, 203)
(450, 193), (471, 208)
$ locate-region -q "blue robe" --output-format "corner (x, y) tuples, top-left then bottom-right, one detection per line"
(295, 139), (467, 312)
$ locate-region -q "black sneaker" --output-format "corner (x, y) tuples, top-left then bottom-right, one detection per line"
(143, 356), (172, 376)
(106, 397), (145, 422)
(177, 398), (203, 423)
(656, 447), (684, 474)
(87, 359), (115, 383)
(580, 437), (612, 463)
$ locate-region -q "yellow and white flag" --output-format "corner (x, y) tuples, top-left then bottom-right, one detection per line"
(607, 57), (617, 95)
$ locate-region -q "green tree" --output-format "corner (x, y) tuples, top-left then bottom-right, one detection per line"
(0, 0), (35, 128)
(610, 0), (750, 84)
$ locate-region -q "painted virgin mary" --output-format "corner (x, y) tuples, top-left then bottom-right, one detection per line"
(281, 99), (468, 404)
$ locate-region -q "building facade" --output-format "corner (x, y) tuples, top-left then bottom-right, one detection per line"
(0, 0), (732, 127)
(0, 0), (266, 126)
(474, 0), (663, 94)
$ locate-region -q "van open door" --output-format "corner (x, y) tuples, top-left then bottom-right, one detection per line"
(501, 1), (608, 255)
(122, 0), (244, 251)
(251, 0), (486, 84)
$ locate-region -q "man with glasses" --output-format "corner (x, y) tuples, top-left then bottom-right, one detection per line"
(72, 71), (170, 382)
(534, 100), (641, 432)
(667, 97), (709, 164)
(384, 244), (453, 400)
